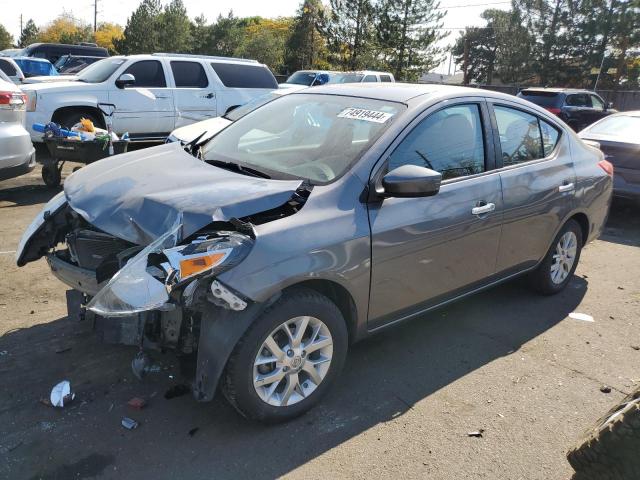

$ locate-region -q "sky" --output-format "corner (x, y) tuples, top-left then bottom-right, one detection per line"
(3, 0), (510, 74)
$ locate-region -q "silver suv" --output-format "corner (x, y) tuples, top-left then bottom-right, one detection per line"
(17, 84), (612, 422)
(0, 73), (36, 182)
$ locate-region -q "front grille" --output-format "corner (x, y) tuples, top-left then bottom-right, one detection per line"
(66, 229), (132, 270)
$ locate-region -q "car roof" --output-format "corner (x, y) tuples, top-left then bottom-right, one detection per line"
(520, 87), (597, 94)
(13, 56), (52, 63)
(298, 82), (495, 103)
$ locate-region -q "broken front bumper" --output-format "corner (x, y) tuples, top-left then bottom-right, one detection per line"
(47, 252), (104, 296)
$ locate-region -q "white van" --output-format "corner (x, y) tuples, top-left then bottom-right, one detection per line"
(21, 53), (279, 142)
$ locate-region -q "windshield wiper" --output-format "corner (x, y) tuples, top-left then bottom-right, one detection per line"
(207, 159), (271, 179)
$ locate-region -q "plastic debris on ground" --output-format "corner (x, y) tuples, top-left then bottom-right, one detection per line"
(121, 417), (139, 430)
(49, 380), (75, 408)
(467, 430), (485, 437)
(127, 397), (147, 410)
(600, 386), (612, 393)
(569, 312), (594, 322)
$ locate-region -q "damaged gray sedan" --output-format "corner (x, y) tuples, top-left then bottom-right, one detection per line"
(16, 84), (612, 422)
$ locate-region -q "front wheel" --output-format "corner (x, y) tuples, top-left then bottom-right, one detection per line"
(222, 288), (348, 423)
(530, 219), (583, 295)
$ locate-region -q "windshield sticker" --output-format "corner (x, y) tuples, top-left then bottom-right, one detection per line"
(337, 108), (394, 123)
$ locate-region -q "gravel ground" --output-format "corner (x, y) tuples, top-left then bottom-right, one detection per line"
(0, 161), (638, 480)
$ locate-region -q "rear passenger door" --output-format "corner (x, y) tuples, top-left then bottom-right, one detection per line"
(109, 59), (175, 138)
(170, 60), (217, 128)
(488, 101), (575, 275)
(209, 62), (279, 115)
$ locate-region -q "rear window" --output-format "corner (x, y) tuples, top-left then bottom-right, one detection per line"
(380, 75), (392, 82)
(587, 115), (640, 139)
(519, 91), (561, 108)
(0, 59), (17, 76)
(210, 63), (278, 89)
(286, 71), (317, 86)
(171, 61), (208, 88)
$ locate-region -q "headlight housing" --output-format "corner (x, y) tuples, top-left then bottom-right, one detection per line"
(25, 90), (37, 112)
(87, 227), (253, 317)
(16, 191), (67, 265)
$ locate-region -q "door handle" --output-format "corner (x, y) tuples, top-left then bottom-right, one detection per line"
(203, 93), (215, 99)
(558, 182), (575, 193)
(155, 95), (169, 99)
(471, 202), (495, 215)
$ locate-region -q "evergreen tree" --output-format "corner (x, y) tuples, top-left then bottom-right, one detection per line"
(19, 19), (39, 48)
(209, 11), (245, 57)
(190, 14), (210, 55)
(114, 0), (162, 54)
(326, 0), (376, 69)
(0, 24), (12, 50)
(377, 0), (447, 81)
(285, 0), (329, 72)
(159, 0), (192, 53)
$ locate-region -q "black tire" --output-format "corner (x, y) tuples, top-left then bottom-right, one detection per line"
(222, 287), (348, 423)
(57, 111), (103, 131)
(567, 388), (640, 480)
(41, 161), (61, 188)
(530, 219), (583, 295)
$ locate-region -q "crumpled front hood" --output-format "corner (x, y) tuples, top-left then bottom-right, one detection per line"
(64, 143), (302, 245)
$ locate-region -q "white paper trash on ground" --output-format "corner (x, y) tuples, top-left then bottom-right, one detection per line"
(50, 380), (75, 407)
(569, 312), (595, 322)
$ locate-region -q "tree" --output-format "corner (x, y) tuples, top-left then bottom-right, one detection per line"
(235, 18), (292, 72)
(0, 24), (12, 50)
(159, 0), (192, 53)
(209, 11), (246, 57)
(377, 0), (447, 81)
(285, 0), (330, 72)
(37, 13), (93, 44)
(452, 26), (496, 84)
(190, 14), (211, 55)
(19, 19), (39, 48)
(114, 0), (162, 54)
(95, 23), (124, 54)
(325, 0), (376, 69)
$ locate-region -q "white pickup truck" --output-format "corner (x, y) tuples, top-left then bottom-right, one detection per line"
(21, 53), (279, 143)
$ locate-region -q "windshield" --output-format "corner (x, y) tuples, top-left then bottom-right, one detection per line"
(519, 91), (561, 108)
(202, 93), (404, 183)
(286, 71), (317, 86)
(77, 57), (125, 83)
(224, 92), (282, 121)
(586, 115), (640, 140)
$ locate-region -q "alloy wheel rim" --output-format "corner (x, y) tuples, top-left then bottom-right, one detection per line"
(550, 231), (578, 285)
(253, 316), (333, 407)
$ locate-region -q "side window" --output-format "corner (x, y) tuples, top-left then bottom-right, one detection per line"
(494, 106), (543, 165)
(363, 75), (377, 82)
(210, 63), (278, 89)
(590, 95), (605, 111)
(566, 94), (589, 107)
(170, 61), (208, 88)
(380, 75), (392, 82)
(539, 119), (560, 156)
(0, 59), (17, 76)
(388, 104), (485, 180)
(122, 60), (166, 88)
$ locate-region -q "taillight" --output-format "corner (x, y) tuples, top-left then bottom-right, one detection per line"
(545, 107), (562, 115)
(598, 159), (613, 176)
(0, 91), (27, 110)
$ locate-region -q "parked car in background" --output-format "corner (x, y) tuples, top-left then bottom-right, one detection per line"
(0, 56), (25, 84)
(17, 43), (108, 64)
(283, 70), (340, 87)
(517, 88), (614, 131)
(17, 83), (612, 422)
(0, 75), (36, 181)
(21, 53), (279, 143)
(334, 70), (395, 83)
(54, 55), (104, 74)
(13, 57), (58, 78)
(166, 84), (306, 144)
(579, 111), (640, 202)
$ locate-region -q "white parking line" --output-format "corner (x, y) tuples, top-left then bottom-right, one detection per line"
(0, 250), (16, 255)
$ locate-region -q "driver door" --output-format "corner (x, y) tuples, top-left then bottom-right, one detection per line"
(367, 100), (503, 329)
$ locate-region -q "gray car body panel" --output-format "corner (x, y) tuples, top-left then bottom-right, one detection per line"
(63, 142), (303, 245)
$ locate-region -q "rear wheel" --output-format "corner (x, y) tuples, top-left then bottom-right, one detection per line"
(222, 288), (348, 423)
(530, 219), (582, 295)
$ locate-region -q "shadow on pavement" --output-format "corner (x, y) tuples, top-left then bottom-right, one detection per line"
(1, 277), (587, 479)
(599, 199), (640, 247)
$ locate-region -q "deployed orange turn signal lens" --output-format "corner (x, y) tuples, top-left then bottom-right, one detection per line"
(179, 252), (226, 279)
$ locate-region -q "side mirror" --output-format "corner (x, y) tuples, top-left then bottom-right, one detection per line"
(115, 73), (135, 89)
(607, 101), (614, 110)
(381, 165), (442, 198)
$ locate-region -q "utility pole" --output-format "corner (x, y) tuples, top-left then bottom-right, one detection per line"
(94, 0), (98, 32)
(20, 14), (23, 39)
(462, 29), (469, 85)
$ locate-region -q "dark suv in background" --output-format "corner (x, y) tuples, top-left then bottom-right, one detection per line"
(517, 88), (614, 131)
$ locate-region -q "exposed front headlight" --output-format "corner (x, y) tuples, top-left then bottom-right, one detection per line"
(87, 227), (253, 317)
